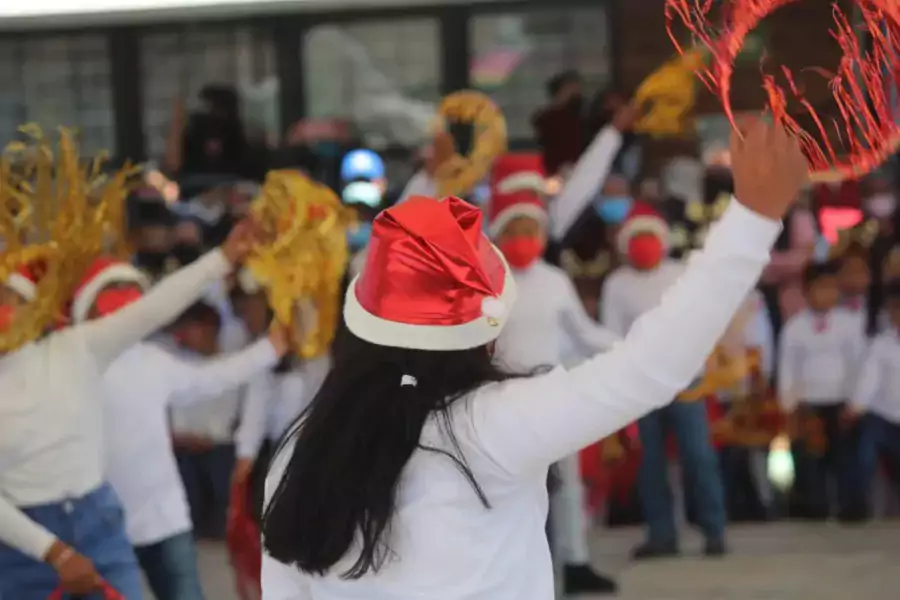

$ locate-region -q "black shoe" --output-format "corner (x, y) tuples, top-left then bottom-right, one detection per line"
(630, 540), (679, 560)
(837, 510), (869, 524)
(704, 537), (728, 557)
(563, 564), (618, 595)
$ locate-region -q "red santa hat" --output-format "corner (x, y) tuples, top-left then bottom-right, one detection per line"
(344, 195), (516, 350)
(5, 265), (40, 301)
(616, 202), (670, 255)
(71, 257), (149, 323)
(488, 153), (547, 237)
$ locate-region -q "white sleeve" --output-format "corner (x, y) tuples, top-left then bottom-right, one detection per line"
(397, 170), (436, 204)
(159, 339), (280, 406)
(75, 249), (232, 370)
(852, 340), (883, 411)
(235, 373), (275, 460)
(777, 321), (801, 409)
(261, 439), (314, 599)
(467, 200), (781, 476)
(0, 497), (56, 560)
(559, 275), (621, 356)
(548, 126), (623, 241)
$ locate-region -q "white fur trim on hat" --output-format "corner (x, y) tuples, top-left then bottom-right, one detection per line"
(496, 172), (545, 194)
(343, 246), (517, 351)
(488, 204), (548, 238)
(5, 273), (36, 301)
(71, 264), (150, 323)
(616, 215), (670, 255)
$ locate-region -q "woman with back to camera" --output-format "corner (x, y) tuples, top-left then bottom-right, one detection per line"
(261, 120), (809, 600)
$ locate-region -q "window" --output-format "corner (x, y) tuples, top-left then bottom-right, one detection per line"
(0, 35), (114, 156)
(140, 27), (277, 161)
(303, 19), (441, 150)
(469, 8), (612, 140)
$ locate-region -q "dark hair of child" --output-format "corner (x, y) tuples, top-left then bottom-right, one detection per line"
(803, 261), (840, 288)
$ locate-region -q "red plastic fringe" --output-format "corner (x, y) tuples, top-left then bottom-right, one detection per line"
(665, 0), (900, 182)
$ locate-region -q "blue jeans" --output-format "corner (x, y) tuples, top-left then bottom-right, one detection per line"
(175, 444), (235, 539)
(637, 402), (726, 545)
(0, 483), (143, 600)
(135, 531), (205, 600)
(858, 414), (900, 501)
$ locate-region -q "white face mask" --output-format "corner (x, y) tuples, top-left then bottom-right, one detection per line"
(866, 193), (897, 219)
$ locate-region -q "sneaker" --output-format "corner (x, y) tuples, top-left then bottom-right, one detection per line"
(630, 540), (679, 560)
(563, 564), (618, 595)
(703, 537), (728, 557)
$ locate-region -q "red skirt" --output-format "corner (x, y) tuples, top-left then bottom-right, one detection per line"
(227, 478), (262, 600)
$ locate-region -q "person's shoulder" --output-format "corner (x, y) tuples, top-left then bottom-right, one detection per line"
(781, 312), (807, 336)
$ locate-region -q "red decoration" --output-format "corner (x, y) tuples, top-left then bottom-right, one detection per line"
(666, 0), (900, 182)
(227, 478), (262, 600)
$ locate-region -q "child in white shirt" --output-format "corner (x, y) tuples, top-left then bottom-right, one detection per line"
(847, 279), (900, 513)
(778, 261), (868, 519)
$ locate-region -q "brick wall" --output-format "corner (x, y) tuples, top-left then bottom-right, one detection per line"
(614, 0), (855, 175)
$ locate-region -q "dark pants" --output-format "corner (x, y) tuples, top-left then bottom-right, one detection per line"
(0, 484), (143, 600)
(858, 414), (900, 507)
(718, 445), (768, 522)
(637, 402), (726, 545)
(790, 403), (864, 518)
(135, 531), (205, 600)
(176, 444), (235, 539)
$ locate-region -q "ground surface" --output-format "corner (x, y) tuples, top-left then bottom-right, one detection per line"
(154, 522), (900, 599)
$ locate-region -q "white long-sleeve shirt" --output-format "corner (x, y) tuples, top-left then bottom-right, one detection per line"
(235, 356), (331, 460)
(495, 261), (618, 373)
(852, 330), (900, 423)
(777, 308), (867, 407)
(601, 259), (686, 337)
(0, 249), (231, 560)
(103, 338), (278, 546)
(261, 200), (781, 600)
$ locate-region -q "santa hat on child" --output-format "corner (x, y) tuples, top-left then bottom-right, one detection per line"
(70, 257), (149, 323)
(344, 195), (516, 350)
(487, 153), (547, 237)
(616, 203), (670, 264)
(5, 264), (40, 301)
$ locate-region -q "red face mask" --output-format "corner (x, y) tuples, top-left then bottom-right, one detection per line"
(499, 236), (545, 270)
(95, 288), (143, 318)
(0, 305), (14, 331)
(627, 234), (664, 270)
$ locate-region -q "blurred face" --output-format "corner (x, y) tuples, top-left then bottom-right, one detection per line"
(88, 282), (143, 321)
(601, 174), (630, 197)
(137, 224), (173, 253)
(235, 292), (270, 338)
(175, 320), (220, 356)
(837, 254), (871, 298)
(806, 275), (840, 312)
(496, 216), (547, 270)
(174, 221), (203, 246)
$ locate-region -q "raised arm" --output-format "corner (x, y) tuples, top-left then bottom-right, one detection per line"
(397, 170), (437, 205)
(558, 273), (620, 356)
(548, 105), (638, 241)
(0, 497), (56, 562)
(75, 219), (257, 371)
(465, 118), (808, 476)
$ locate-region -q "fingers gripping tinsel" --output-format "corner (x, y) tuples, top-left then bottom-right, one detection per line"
(0, 127), (136, 351)
(666, 0), (900, 182)
(245, 171), (355, 359)
(433, 91), (508, 197)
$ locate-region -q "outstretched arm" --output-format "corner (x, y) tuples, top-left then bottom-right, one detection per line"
(159, 337), (282, 407)
(75, 249), (232, 371)
(469, 200), (782, 476)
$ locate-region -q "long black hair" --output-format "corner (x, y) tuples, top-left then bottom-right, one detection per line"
(262, 326), (522, 578)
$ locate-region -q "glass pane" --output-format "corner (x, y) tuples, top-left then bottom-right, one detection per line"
(303, 19), (441, 150)
(140, 26), (278, 161)
(0, 34), (114, 156)
(470, 8), (612, 139)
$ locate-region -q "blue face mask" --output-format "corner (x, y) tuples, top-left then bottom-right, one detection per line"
(594, 196), (633, 224)
(347, 222), (372, 250)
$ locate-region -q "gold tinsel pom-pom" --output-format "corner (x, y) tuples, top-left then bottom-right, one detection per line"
(245, 170), (356, 359)
(0, 126), (136, 352)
